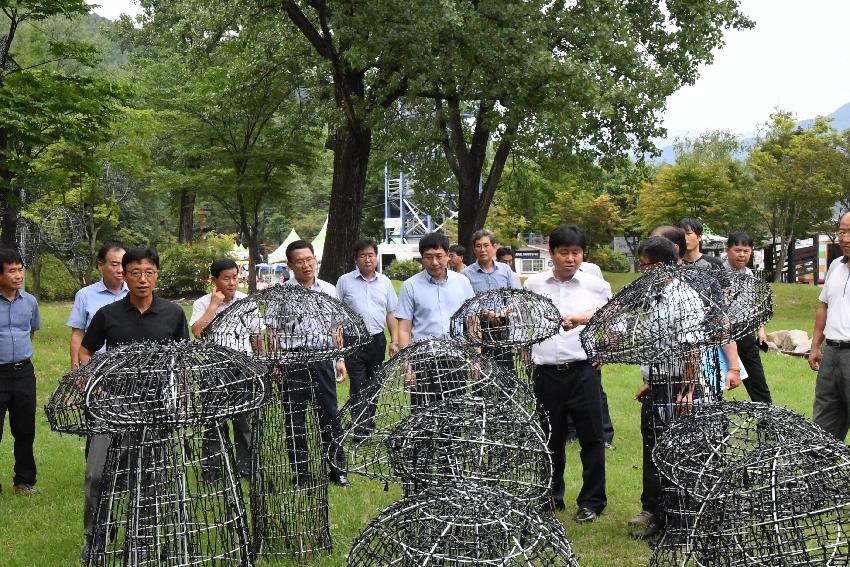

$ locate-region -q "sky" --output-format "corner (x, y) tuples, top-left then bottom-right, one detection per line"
(92, 0), (850, 137)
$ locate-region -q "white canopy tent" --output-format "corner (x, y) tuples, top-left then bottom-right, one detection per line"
(267, 228), (301, 263)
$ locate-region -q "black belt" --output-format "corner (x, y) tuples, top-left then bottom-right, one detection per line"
(0, 358), (31, 371)
(537, 361), (588, 372)
(825, 340), (850, 349)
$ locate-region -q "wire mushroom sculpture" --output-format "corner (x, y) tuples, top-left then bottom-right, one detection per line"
(203, 284), (371, 560)
(348, 482), (580, 567)
(45, 341), (268, 566)
(384, 393), (551, 504)
(335, 339), (535, 483)
(39, 206), (86, 256)
(449, 288), (562, 382)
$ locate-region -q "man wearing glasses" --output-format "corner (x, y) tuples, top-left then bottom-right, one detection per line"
(77, 247), (189, 562)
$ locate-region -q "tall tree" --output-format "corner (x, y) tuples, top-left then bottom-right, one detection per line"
(0, 0), (122, 248)
(386, 0), (753, 252)
(128, 3), (320, 290)
(750, 112), (844, 282)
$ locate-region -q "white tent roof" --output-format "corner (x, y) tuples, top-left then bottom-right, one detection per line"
(267, 228), (301, 263)
(312, 217), (328, 262)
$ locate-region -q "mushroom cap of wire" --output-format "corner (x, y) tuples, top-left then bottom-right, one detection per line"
(384, 393), (551, 503)
(652, 401), (838, 500)
(203, 283), (371, 364)
(580, 264), (733, 365)
(708, 266), (775, 341)
(348, 482), (580, 567)
(449, 288), (563, 348)
(45, 340), (269, 433)
(336, 338), (535, 482)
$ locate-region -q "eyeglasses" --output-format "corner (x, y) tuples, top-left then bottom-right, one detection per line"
(422, 254), (446, 262)
(290, 257), (315, 268)
(127, 269), (158, 279)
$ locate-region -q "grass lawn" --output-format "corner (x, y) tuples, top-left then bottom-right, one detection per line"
(0, 275), (823, 566)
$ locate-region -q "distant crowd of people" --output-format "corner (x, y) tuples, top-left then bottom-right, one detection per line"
(1, 211), (849, 557)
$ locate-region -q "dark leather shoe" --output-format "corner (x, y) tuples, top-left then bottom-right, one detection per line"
(331, 474), (350, 488)
(553, 498), (565, 511)
(631, 520), (664, 541)
(574, 507), (597, 523)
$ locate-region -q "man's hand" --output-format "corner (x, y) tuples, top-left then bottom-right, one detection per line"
(725, 369), (742, 390)
(389, 341), (399, 356)
(210, 289), (226, 307)
(634, 382), (649, 401)
(561, 315), (581, 331)
(809, 347), (822, 372)
(335, 359), (347, 383)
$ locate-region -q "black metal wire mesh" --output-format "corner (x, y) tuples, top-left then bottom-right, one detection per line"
(649, 402), (846, 567)
(690, 441), (850, 566)
(40, 206), (85, 255)
(580, 265), (732, 365)
(709, 266), (775, 342)
(90, 426), (253, 566)
(248, 363), (334, 560)
(449, 288), (562, 348)
(348, 482), (580, 566)
(46, 341), (268, 432)
(384, 393), (551, 504)
(335, 339), (536, 482)
(14, 216), (40, 267)
(203, 284), (371, 365)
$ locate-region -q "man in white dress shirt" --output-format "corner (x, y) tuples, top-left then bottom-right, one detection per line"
(524, 225), (612, 523)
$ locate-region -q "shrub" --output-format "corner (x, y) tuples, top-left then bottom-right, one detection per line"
(157, 233), (236, 298)
(25, 253), (81, 301)
(383, 258), (422, 281)
(588, 245), (630, 273)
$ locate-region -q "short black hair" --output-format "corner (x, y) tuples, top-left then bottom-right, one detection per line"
(353, 237), (378, 257)
(549, 224), (586, 252)
(96, 241), (125, 264)
(470, 229), (496, 246)
(496, 246), (513, 261)
(449, 244), (466, 256)
(419, 232), (450, 255)
(649, 225), (686, 260)
(122, 247), (159, 271)
(0, 248), (23, 273)
(726, 231), (754, 248)
(286, 239), (314, 262)
(638, 236), (678, 265)
(210, 258), (239, 278)
(679, 218), (705, 236)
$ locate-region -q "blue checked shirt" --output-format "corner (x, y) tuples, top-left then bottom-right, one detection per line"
(0, 289), (41, 364)
(462, 260), (520, 294)
(67, 280), (129, 332)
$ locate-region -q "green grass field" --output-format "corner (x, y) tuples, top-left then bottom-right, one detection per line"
(0, 275), (824, 566)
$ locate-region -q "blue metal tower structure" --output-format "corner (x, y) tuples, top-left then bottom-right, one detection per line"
(383, 166), (458, 244)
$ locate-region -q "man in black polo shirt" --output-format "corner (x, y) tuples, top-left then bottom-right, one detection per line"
(77, 247), (188, 562)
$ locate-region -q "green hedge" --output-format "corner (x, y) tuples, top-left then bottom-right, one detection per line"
(383, 259), (422, 281)
(588, 245), (631, 273)
(157, 234), (236, 298)
(25, 254), (81, 301)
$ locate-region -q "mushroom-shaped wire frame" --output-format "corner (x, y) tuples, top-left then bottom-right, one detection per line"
(449, 288), (563, 348)
(40, 206), (85, 254)
(202, 284), (371, 365)
(14, 216), (40, 267)
(45, 341), (269, 433)
(707, 266), (775, 342)
(348, 483), (580, 566)
(580, 264), (732, 365)
(384, 393), (551, 504)
(335, 339), (537, 483)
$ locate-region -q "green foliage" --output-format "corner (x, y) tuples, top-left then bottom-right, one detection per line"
(383, 259), (422, 282)
(588, 246), (630, 274)
(156, 233), (235, 297)
(25, 253), (81, 301)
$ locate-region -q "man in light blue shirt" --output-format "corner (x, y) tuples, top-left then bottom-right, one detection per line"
(397, 232), (475, 347)
(337, 238), (399, 436)
(463, 229), (521, 294)
(0, 248), (40, 496)
(67, 242), (127, 367)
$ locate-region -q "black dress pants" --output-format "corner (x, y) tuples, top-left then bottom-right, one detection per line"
(344, 332), (386, 434)
(737, 333), (772, 404)
(533, 362), (606, 513)
(640, 395), (663, 518)
(0, 361), (37, 487)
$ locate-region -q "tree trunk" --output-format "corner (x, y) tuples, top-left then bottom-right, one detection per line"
(0, 182), (17, 249)
(774, 235), (792, 283)
(177, 188), (195, 244)
(29, 253), (42, 299)
(319, 125), (371, 284)
(245, 231), (260, 294)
